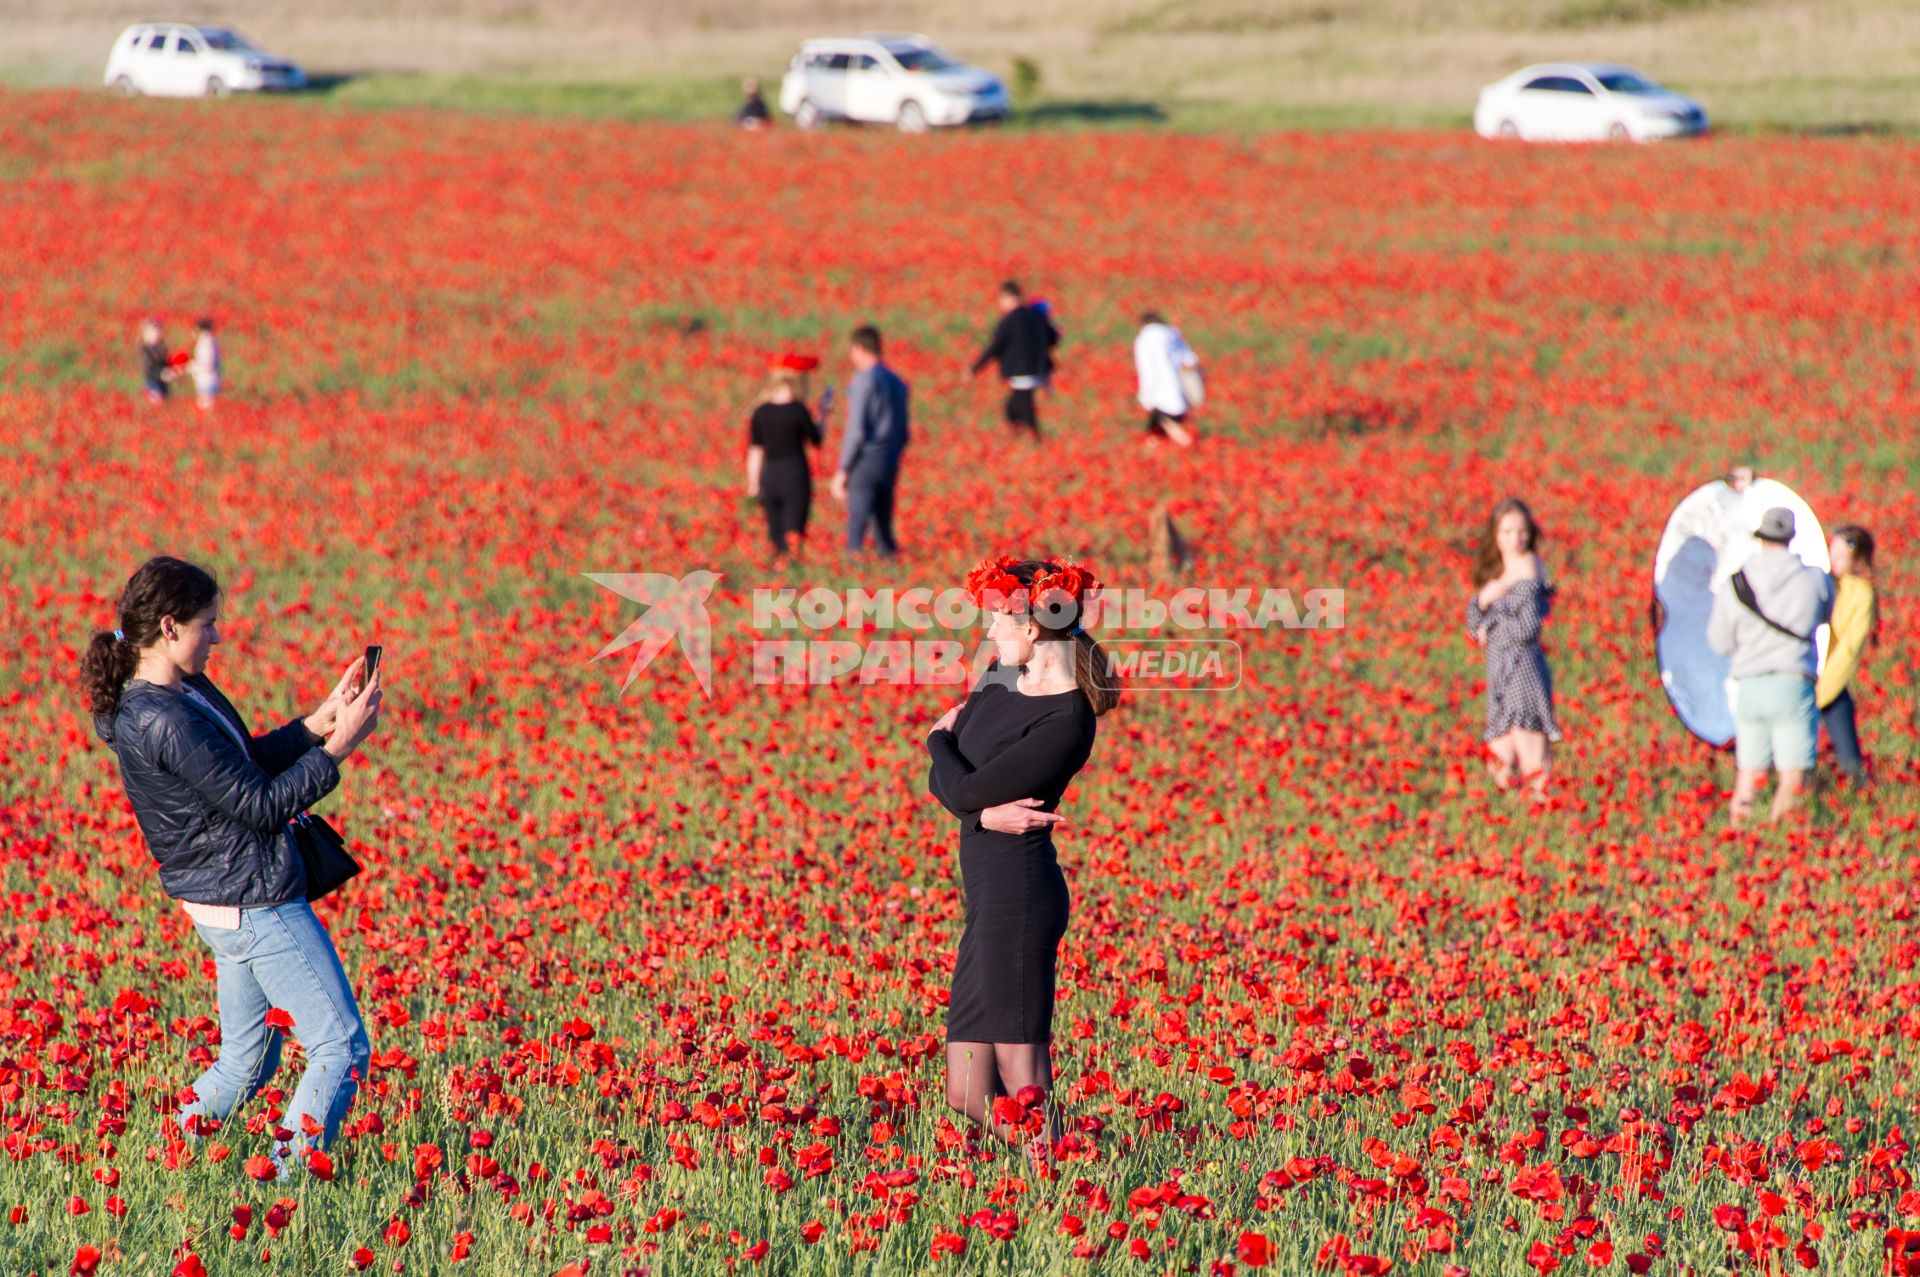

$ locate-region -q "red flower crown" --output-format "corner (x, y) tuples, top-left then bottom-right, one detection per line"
(962, 555), (1101, 629)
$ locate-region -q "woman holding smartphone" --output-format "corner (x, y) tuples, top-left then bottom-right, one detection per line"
(82, 556), (382, 1174)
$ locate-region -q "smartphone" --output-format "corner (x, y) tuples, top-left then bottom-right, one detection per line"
(361, 644), (382, 692)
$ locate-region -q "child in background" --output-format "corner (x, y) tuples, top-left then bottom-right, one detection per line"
(140, 318), (173, 405)
(190, 318), (222, 412)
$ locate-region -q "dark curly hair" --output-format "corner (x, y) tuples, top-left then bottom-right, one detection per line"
(1003, 559), (1121, 717)
(79, 556), (220, 717)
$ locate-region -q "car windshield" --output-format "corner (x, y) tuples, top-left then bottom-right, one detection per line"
(889, 46), (960, 72)
(197, 29), (261, 53)
(1594, 71), (1660, 94)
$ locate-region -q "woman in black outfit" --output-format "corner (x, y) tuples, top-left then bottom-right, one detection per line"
(926, 556), (1118, 1166)
(745, 367), (825, 564)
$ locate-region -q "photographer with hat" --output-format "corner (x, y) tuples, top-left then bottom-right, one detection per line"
(1707, 507), (1835, 827)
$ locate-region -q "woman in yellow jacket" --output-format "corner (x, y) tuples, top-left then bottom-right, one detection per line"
(1817, 525), (1878, 786)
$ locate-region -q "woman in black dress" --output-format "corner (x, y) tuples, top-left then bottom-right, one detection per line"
(745, 366), (825, 564)
(926, 556), (1119, 1165)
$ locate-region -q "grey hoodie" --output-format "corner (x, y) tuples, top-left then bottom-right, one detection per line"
(1707, 546), (1834, 679)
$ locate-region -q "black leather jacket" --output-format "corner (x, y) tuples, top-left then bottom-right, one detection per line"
(95, 674), (340, 906)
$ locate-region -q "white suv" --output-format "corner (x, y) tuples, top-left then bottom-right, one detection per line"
(104, 24), (308, 97)
(779, 35), (1010, 132)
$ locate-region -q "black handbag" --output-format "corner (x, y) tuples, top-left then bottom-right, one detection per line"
(291, 812), (362, 901)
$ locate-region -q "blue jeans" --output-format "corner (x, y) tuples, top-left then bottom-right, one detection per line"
(1821, 689), (1867, 781)
(845, 461), (899, 557)
(180, 899), (369, 1161)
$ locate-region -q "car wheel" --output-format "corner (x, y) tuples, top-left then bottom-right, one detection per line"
(1497, 119), (1519, 140)
(897, 100), (928, 133)
(113, 75), (139, 96)
(794, 99), (821, 130)
(1608, 122), (1631, 142)
(205, 76), (229, 97)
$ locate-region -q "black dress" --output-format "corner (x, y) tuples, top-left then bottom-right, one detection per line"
(749, 402), (821, 556)
(926, 660), (1097, 1044)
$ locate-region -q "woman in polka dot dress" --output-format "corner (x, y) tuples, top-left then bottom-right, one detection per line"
(1467, 498), (1562, 801)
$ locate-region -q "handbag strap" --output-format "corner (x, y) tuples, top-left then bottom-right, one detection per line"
(1730, 570), (1811, 643)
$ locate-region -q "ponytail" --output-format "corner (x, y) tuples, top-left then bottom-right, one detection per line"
(1069, 629), (1122, 717)
(80, 630), (141, 718)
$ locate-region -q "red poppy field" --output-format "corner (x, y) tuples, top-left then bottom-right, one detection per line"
(2, 90), (1919, 1275)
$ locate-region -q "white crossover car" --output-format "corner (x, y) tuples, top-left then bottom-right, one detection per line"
(104, 24), (308, 97)
(779, 35), (1010, 131)
(1474, 64), (1707, 142)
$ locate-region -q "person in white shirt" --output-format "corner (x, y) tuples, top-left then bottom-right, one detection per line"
(190, 317), (222, 412)
(1133, 312), (1198, 448)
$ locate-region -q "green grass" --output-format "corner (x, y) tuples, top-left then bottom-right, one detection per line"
(11, 0), (1920, 134)
(312, 71), (741, 123)
(54, 73), (1920, 137)
(269, 73), (1469, 133)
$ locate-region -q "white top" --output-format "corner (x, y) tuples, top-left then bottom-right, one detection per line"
(191, 332), (221, 386)
(180, 682), (249, 752)
(1134, 322), (1197, 415)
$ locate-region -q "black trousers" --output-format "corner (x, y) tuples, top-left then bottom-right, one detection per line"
(758, 461), (812, 556)
(1005, 387), (1039, 433)
(844, 460), (899, 557)
(1145, 407), (1186, 436)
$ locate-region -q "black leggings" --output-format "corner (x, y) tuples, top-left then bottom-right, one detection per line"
(759, 463), (811, 556)
(1005, 387), (1039, 433)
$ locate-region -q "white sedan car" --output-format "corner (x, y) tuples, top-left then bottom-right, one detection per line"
(779, 35), (1010, 131)
(1474, 64), (1707, 142)
(104, 23), (308, 97)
